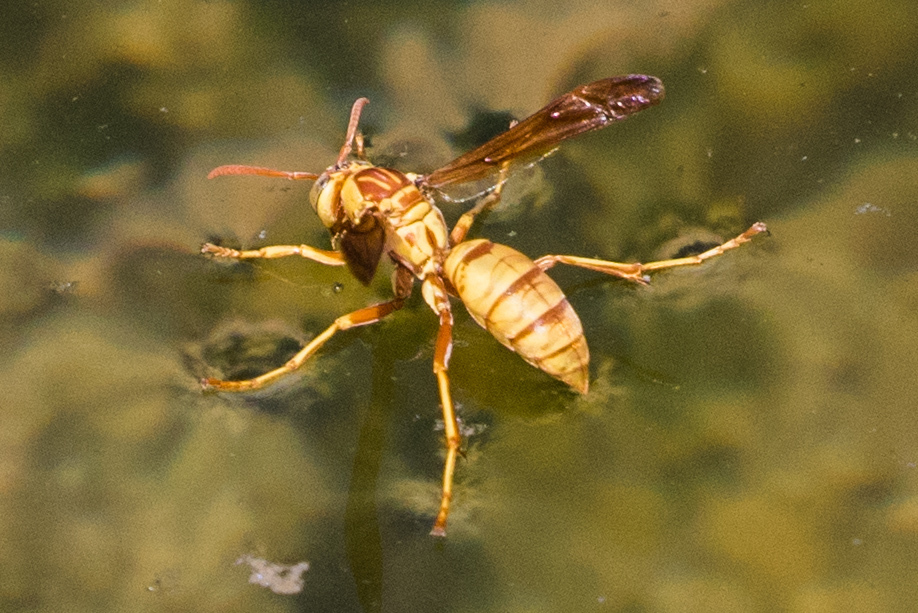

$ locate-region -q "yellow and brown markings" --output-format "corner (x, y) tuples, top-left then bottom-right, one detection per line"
(382, 185), (429, 220)
(352, 167), (411, 202)
(444, 239), (589, 393)
(201, 75), (768, 537)
(366, 181), (449, 276)
(312, 170), (347, 229)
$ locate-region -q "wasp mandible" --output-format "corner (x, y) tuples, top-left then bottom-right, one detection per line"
(201, 75), (768, 536)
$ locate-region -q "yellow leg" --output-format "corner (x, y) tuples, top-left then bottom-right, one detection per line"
(422, 276), (461, 537)
(430, 312), (459, 537)
(201, 243), (346, 266)
(449, 166), (509, 245)
(202, 298), (404, 392)
(533, 222), (768, 283)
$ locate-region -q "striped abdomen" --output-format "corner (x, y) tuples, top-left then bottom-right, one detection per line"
(444, 239), (589, 394)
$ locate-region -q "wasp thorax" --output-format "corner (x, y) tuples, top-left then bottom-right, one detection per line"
(339, 166), (413, 222)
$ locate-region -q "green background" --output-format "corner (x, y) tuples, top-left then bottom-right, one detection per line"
(2, 0), (917, 611)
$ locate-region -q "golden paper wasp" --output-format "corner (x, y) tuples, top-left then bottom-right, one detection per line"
(201, 75), (767, 536)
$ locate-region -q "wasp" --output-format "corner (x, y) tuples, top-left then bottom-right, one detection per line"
(201, 75), (767, 536)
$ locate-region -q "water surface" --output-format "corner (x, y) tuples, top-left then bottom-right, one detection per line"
(2, 0), (917, 611)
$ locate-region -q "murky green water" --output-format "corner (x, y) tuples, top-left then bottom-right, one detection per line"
(3, 0), (918, 611)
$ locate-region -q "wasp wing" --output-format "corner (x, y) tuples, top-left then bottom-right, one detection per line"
(424, 74), (664, 199)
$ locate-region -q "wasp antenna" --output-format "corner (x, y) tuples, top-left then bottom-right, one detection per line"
(207, 165), (319, 181)
(337, 97), (370, 166)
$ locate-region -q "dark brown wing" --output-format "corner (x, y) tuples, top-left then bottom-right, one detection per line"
(424, 74), (664, 193)
(337, 215), (386, 285)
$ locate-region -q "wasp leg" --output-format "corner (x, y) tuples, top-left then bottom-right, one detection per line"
(201, 243), (346, 266)
(422, 276), (460, 537)
(533, 222), (768, 283)
(431, 309), (459, 537)
(202, 297), (405, 392)
(449, 166), (510, 245)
